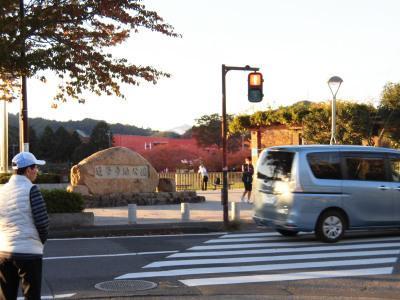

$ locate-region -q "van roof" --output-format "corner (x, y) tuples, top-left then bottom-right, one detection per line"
(267, 145), (400, 154)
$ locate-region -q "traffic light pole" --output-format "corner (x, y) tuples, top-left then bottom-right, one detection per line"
(221, 64), (259, 227)
(19, 0), (29, 152)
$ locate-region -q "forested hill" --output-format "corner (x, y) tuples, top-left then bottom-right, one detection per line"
(8, 113), (155, 136)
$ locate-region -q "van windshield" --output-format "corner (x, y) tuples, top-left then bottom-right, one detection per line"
(257, 151), (295, 181)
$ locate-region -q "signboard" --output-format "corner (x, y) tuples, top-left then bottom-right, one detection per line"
(94, 165), (149, 179)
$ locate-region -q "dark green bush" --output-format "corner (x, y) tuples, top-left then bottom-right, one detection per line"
(41, 189), (84, 213)
(35, 173), (62, 183)
(0, 173), (11, 184)
(0, 173), (61, 184)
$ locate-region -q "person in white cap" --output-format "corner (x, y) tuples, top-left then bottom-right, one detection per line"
(0, 152), (48, 300)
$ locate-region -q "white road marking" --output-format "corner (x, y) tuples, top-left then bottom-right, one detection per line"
(44, 250), (178, 260)
(189, 238), (400, 250)
(170, 241), (400, 257)
(115, 258), (395, 280)
(17, 293), (75, 299)
(209, 235), (400, 244)
(219, 232), (280, 238)
(206, 236), (297, 243)
(179, 267), (393, 286)
(144, 249), (399, 268)
(191, 241), (315, 250)
(48, 232), (226, 241)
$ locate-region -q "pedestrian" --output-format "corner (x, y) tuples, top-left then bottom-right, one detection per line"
(241, 156), (254, 203)
(0, 152), (49, 300)
(198, 163), (209, 191)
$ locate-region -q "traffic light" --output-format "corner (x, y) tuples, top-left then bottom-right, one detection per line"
(248, 72), (263, 102)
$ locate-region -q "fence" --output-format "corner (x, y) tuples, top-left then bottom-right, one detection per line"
(159, 172), (244, 191)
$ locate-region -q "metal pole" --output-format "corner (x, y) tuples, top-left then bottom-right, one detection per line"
(330, 94), (336, 145)
(327, 76), (342, 146)
(221, 65), (229, 227)
(0, 101), (8, 173)
(19, 0), (28, 152)
(221, 64), (260, 228)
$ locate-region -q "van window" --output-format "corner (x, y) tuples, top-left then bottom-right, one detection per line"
(307, 152), (342, 179)
(257, 151), (294, 181)
(346, 157), (386, 181)
(390, 158), (400, 182)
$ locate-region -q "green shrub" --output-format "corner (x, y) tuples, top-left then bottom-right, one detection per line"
(41, 189), (84, 213)
(0, 173), (11, 184)
(0, 173), (61, 184)
(35, 173), (62, 183)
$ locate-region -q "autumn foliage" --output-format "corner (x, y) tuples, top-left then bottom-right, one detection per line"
(140, 144), (250, 172)
(0, 0), (180, 102)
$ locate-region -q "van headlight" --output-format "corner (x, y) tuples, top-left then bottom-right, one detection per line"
(277, 206), (289, 215)
(273, 181), (291, 194)
(262, 193), (277, 204)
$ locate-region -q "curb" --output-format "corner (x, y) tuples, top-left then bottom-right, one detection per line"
(48, 220), (257, 238)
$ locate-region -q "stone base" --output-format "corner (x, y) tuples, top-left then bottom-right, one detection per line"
(83, 191), (205, 208)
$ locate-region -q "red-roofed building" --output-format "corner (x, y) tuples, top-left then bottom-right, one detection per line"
(113, 134), (201, 153)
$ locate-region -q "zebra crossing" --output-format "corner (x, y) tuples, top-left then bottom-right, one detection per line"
(115, 232), (400, 287)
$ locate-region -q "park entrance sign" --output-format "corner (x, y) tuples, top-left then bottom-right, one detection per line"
(69, 147), (158, 196)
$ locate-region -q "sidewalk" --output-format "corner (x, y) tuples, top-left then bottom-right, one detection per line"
(49, 189), (257, 238)
(84, 189), (254, 225)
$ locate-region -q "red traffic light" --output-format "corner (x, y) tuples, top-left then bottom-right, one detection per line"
(248, 72), (263, 87)
(248, 72), (263, 102)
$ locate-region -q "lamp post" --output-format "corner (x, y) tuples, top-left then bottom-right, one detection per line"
(327, 76), (343, 145)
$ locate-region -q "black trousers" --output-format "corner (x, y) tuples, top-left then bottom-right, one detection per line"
(202, 176), (208, 190)
(0, 256), (42, 300)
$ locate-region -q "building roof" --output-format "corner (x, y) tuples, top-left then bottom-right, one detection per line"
(113, 134), (199, 152)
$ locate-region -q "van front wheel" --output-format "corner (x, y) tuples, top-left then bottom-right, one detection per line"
(316, 211), (346, 243)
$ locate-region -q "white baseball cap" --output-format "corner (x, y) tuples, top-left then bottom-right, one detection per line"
(12, 152), (46, 170)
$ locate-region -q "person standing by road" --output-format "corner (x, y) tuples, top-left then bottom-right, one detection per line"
(198, 163), (209, 191)
(241, 156), (254, 203)
(0, 152), (49, 300)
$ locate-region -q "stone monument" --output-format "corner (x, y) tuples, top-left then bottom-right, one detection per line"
(68, 147), (158, 196)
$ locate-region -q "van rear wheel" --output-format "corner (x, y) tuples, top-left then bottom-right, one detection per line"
(276, 229), (299, 237)
(316, 210), (346, 243)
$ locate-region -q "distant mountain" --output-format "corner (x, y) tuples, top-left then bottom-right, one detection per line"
(8, 114), (158, 136)
(168, 124), (191, 135)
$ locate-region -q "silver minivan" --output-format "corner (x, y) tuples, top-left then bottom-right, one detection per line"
(253, 145), (400, 242)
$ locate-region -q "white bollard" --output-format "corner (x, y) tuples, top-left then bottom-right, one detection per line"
(231, 202), (240, 222)
(181, 203), (190, 221)
(128, 204), (137, 224)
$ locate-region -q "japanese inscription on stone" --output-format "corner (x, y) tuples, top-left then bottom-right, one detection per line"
(95, 165), (149, 179)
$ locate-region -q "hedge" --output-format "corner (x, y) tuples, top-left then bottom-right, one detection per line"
(0, 173), (10, 184)
(41, 189), (84, 213)
(0, 173), (61, 184)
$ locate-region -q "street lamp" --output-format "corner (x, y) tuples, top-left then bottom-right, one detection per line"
(327, 76), (343, 145)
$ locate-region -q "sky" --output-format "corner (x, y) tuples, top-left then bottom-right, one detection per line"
(6, 0), (400, 132)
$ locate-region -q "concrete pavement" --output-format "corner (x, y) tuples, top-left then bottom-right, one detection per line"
(49, 189), (258, 238)
(85, 189), (254, 225)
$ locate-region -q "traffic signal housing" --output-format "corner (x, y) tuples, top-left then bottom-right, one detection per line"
(248, 72), (264, 102)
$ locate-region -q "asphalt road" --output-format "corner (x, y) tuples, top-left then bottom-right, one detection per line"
(33, 229), (400, 299)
